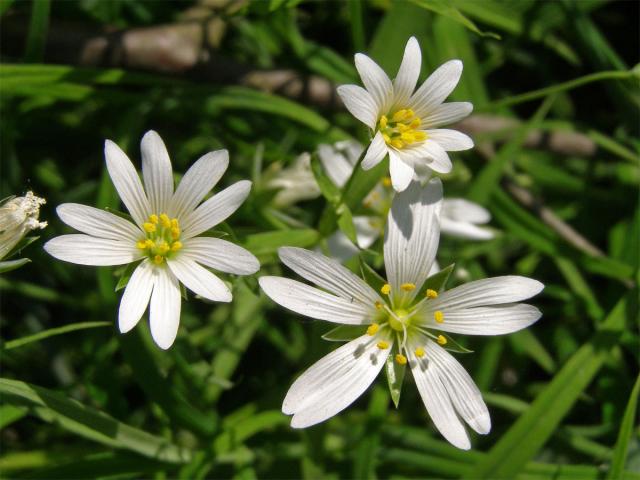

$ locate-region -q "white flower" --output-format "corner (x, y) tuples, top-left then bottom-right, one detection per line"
(337, 37), (474, 192)
(45, 131), (260, 349)
(259, 179), (543, 449)
(317, 141), (493, 261)
(265, 153), (321, 207)
(0, 191), (47, 260)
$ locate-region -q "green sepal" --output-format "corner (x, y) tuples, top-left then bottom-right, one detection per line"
(310, 153), (341, 206)
(321, 325), (364, 342)
(114, 261), (140, 291)
(0, 258), (30, 274)
(359, 257), (386, 294)
(419, 263), (455, 296)
(440, 333), (474, 354)
(385, 342), (406, 408)
(336, 203), (358, 244)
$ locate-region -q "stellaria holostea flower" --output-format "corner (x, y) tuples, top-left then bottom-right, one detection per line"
(259, 179), (543, 449)
(337, 37), (474, 192)
(45, 131), (260, 349)
(0, 191), (47, 260)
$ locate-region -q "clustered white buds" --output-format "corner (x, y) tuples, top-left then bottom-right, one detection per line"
(0, 191), (47, 260)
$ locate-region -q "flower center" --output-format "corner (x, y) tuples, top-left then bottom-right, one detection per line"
(378, 109), (427, 150)
(388, 308), (409, 331)
(136, 213), (183, 265)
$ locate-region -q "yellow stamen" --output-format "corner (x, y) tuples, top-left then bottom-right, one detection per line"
(377, 341), (389, 350)
(409, 118), (421, 129)
(136, 240), (147, 249)
(171, 241), (182, 252)
(374, 301), (384, 310)
(382, 133), (391, 144)
(437, 335), (447, 345)
(382, 177), (392, 187)
(415, 347), (425, 358)
(413, 131), (427, 141)
(391, 109), (408, 122)
(143, 222), (156, 233)
(400, 283), (416, 292)
(160, 213), (171, 228)
(391, 139), (404, 149)
(153, 255), (164, 265)
(171, 218), (179, 228)
(401, 131), (415, 142)
(149, 214), (159, 224)
(395, 354), (407, 365)
(367, 323), (380, 336)
(434, 310), (444, 323)
(157, 241), (170, 255)
(426, 289), (438, 299)
(144, 239), (155, 249)
(379, 115), (388, 129)
(381, 284), (391, 295)
(171, 227), (180, 239)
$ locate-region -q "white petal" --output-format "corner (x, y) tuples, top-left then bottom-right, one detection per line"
(353, 215), (382, 249)
(118, 259), (153, 333)
(170, 150), (229, 219)
(422, 102), (473, 128)
(141, 131), (173, 214)
(355, 53), (393, 113)
(181, 237), (259, 275)
(426, 340), (491, 435)
(393, 36), (422, 107)
(337, 85), (379, 129)
(326, 230), (360, 263)
(362, 131), (388, 170)
(411, 60), (463, 118)
(388, 150), (415, 192)
(408, 340), (470, 450)
(426, 129), (474, 151)
(317, 144), (356, 188)
(259, 276), (374, 325)
(56, 203), (140, 242)
(440, 218), (494, 240)
(384, 178), (442, 304)
(432, 276), (544, 310)
(167, 256), (231, 302)
(279, 247), (381, 306)
(284, 333), (391, 427)
(44, 234), (141, 266)
(418, 140), (453, 174)
(149, 268), (181, 350)
(181, 180), (251, 239)
(428, 303), (542, 335)
(442, 198), (491, 224)
(104, 140), (151, 227)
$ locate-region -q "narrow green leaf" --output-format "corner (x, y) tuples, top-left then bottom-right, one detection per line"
(348, 0), (365, 52)
(321, 325), (364, 342)
(410, 0), (500, 38)
(24, 0), (50, 62)
(310, 154), (341, 206)
(607, 373), (640, 479)
(508, 329), (556, 374)
(360, 258), (387, 294)
(0, 378), (192, 463)
(336, 204), (358, 244)
(242, 229), (319, 257)
(114, 262), (139, 292)
(2, 321), (111, 350)
(472, 292), (634, 478)
(0, 258), (31, 274)
(0, 404), (28, 429)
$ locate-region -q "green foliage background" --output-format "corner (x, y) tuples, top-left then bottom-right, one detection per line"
(0, 0), (639, 478)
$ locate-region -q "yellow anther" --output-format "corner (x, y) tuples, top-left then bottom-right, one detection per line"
(160, 213), (171, 228)
(143, 222), (156, 233)
(382, 133), (391, 144)
(374, 301), (384, 310)
(413, 131), (427, 141)
(382, 177), (392, 187)
(171, 227), (180, 239)
(379, 115), (388, 129)
(426, 289), (438, 299)
(171, 241), (182, 252)
(395, 354), (407, 365)
(381, 284), (391, 295)
(171, 218), (179, 228)
(377, 341), (389, 350)
(136, 240), (148, 249)
(149, 214), (159, 224)
(391, 139), (404, 149)
(157, 241), (170, 254)
(437, 335), (447, 345)
(391, 109), (408, 122)
(401, 131), (416, 142)
(144, 239), (155, 249)
(367, 323), (380, 336)
(153, 255), (164, 265)
(409, 118), (421, 129)
(415, 347), (425, 358)
(434, 310), (444, 323)
(400, 283), (416, 292)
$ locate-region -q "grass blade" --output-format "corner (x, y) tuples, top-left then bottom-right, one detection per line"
(607, 373), (640, 479)
(2, 321), (110, 350)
